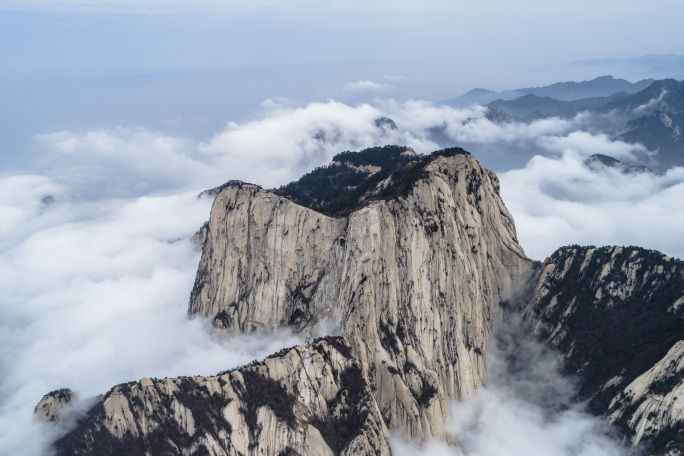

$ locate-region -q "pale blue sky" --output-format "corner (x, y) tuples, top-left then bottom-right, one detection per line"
(2, 0), (684, 165)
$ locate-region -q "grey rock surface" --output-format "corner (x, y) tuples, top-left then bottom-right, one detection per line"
(34, 388), (76, 423)
(522, 245), (684, 454)
(50, 338), (390, 456)
(188, 153), (534, 441)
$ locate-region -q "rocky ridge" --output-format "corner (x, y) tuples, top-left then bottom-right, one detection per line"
(521, 245), (684, 453)
(442, 75), (655, 107)
(45, 338), (390, 456)
(464, 77), (684, 172)
(608, 341), (684, 455)
(188, 148), (534, 442)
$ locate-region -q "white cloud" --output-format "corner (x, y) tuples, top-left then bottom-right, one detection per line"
(450, 115), (574, 144)
(198, 100), (406, 187)
(25, 100), (684, 264)
(260, 97), (293, 109)
(388, 435), (455, 456)
(33, 128), (211, 199)
(536, 131), (651, 162)
(389, 315), (626, 455)
(27, 100), (462, 196)
(383, 75), (410, 82)
(0, 183), (304, 455)
(501, 151), (684, 261)
(381, 99), (483, 131)
(342, 80), (391, 93)
(0, 175), (65, 249)
(633, 89), (668, 115)
(381, 75), (437, 82)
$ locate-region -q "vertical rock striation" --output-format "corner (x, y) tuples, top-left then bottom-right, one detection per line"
(188, 151), (534, 441)
(522, 245), (684, 454)
(51, 338), (390, 456)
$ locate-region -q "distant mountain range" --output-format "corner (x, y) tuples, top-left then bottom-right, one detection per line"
(444, 77), (684, 173)
(442, 75), (654, 107)
(566, 54), (684, 81)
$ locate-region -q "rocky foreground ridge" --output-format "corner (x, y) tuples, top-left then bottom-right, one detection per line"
(38, 146), (684, 455)
(521, 245), (684, 454)
(41, 338), (390, 456)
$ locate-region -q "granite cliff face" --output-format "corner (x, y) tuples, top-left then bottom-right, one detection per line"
(188, 148), (534, 441)
(47, 338), (390, 456)
(37, 145), (684, 455)
(39, 147), (534, 455)
(522, 245), (684, 454)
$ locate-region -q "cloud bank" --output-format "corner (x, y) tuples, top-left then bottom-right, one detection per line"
(22, 95), (684, 264)
(0, 179), (304, 455)
(501, 144), (684, 261)
(2, 97), (683, 455)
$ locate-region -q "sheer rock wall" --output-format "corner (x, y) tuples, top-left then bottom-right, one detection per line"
(188, 154), (534, 441)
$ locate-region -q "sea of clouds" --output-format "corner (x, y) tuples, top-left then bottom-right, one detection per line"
(1, 97), (681, 454)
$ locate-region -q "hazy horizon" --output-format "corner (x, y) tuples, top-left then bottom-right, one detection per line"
(3, 1), (684, 166)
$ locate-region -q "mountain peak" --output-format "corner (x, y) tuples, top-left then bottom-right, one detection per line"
(274, 145), (469, 216)
(186, 147), (533, 444)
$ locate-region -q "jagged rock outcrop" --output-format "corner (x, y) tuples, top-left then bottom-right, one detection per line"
(50, 338), (390, 456)
(374, 117), (399, 131)
(188, 149), (534, 441)
(521, 245), (684, 454)
(35, 388), (76, 423)
(609, 341), (684, 455)
(583, 153), (654, 174)
(484, 107), (513, 124)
